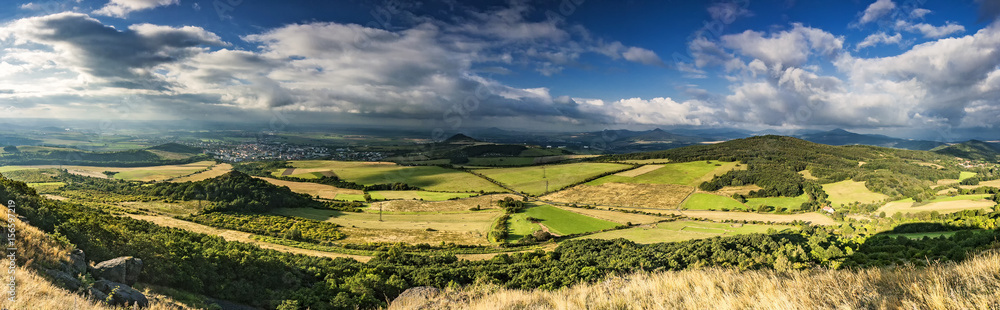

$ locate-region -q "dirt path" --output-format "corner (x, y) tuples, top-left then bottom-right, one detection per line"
(281, 168), (296, 176)
(537, 223), (561, 237)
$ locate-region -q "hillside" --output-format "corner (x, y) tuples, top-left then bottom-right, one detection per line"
(147, 142), (203, 154)
(797, 129), (944, 150)
(396, 250), (1000, 309)
(932, 140), (1000, 162)
(601, 135), (961, 200)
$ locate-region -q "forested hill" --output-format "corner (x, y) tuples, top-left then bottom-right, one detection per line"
(61, 170), (320, 212)
(932, 140), (1000, 162)
(601, 135), (963, 201)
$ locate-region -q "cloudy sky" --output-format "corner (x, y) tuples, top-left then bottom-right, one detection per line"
(0, 0), (998, 138)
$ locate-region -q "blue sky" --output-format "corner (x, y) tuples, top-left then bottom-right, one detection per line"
(0, 0), (998, 138)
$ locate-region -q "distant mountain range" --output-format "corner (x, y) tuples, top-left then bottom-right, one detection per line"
(795, 129), (945, 151)
(931, 140), (1000, 162)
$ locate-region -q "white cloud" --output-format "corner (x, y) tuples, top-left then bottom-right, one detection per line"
(897, 21), (965, 38)
(622, 47), (665, 66)
(93, 0), (179, 18)
(721, 23), (843, 70)
(856, 32), (902, 50)
(910, 8), (931, 18)
(859, 0), (896, 25)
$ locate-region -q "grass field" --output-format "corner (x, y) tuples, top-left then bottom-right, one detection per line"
(822, 180), (889, 207)
(507, 205), (619, 239)
(371, 194), (520, 212)
(960, 179), (1000, 190)
(280, 160), (506, 192)
(368, 191), (476, 201)
(579, 220), (792, 244)
(799, 169), (819, 180)
(169, 163), (233, 182)
(555, 206), (669, 225)
(543, 183), (694, 210)
(254, 177), (362, 200)
(272, 207), (500, 233)
(613, 159), (672, 165)
(587, 161), (740, 187)
(959, 171), (977, 181)
(7, 161), (217, 182)
(879, 195), (995, 215)
(745, 194), (809, 211)
(682, 193), (747, 211)
(474, 162), (631, 195)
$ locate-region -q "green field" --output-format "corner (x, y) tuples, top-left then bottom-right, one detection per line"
(272, 208), (500, 232)
(334, 194), (367, 202)
(474, 162), (630, 195)
(368, 191), (476, 201)
(745, 194), (809, 211)
(281, 161), (506, 192)
(681, 193), (747, 211)
(507, 205), (619, 238)
(959, 171), (977, 181)
(579, 220), (793, 244)
(587, 161), (739, 186)
(822, 180), (889, 207)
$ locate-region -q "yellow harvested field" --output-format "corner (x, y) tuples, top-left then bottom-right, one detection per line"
(273, 208), (500, 233)
(960, 179), (1000, 190)
(253, 176), (362, 199)
(615, 165), (664, 177)
(879, 199), (995, 215)
(339, 227), (489, 246)
(556, 206), (668, 225)
(618, 209), (837, 225)
(372, 194), (520, 212)
(543, 183), (694, 210)
(169, 163), (233, 182)
(15, 161), (216, 182)
(705, 185), (762, 196)
(799, 170), (818, 180)
(616, 159), (672, 164)
(122, 214), (372, 262)
(822, 180), (889, 207)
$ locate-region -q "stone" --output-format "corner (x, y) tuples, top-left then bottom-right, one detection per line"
(44, 268), (83, 292)
(92, 256), (143, 286)
(391, 286), (440, 307)
(92, 280), (149, 308)
(62, 249), (87, 275)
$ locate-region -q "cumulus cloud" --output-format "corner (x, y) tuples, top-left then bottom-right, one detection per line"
(896, 20), (965, 38)
(910, 8), (931, 18)
(623, 47), (665, 66)
(707, 2), (753, 24)
(93, 0), (179, 18)
(856, 32), (903, 50)
(721, 23), (843, 70)
(859, 0), (896, 25)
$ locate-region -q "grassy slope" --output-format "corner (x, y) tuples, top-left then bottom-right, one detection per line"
(400, 251), (1000, 309)
(588, 161), (738, 186)
(285, 160), (505, 192)
(475, 163), (630, 195)
(822, 180), (889, 207)
(509, 205), (619, 236)
(580, 220), (789, 244)
(744, 194), (809, 210)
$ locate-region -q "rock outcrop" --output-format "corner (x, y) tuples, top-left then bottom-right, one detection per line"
(92, 280), (149, 308)
(91, 256), (143, 286)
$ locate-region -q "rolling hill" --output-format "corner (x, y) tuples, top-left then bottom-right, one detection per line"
(932, 140), (1000, 162)
(797, 129), (944, 150)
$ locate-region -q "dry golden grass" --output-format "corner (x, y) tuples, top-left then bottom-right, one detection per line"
(1, 266), (185, 310)
(704, 184), (762, 196)
(669, 209), (837, 225)
(168, 163), (233, 183)
(252, 176), (363, 199)
(543, 183), (694, 210)
(339, 227), (489, 246)
(395, 251), (1000, 310)
(879, 199), (995, 215)
(799, 169), (819, 180)
(372, 194), (520, 212)
(613, 165), (664, 177)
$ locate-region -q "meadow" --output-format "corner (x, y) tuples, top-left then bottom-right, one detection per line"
(372, 194), (520, 212)
(821, 180), (889, 207)
(579, 220), (791, 244)
(555, 206), (670, 225)
(169, 163), (233, 182)
(280, 160), (506, 192)
(878, 194), (995, 215)
(543, 183), (694, 210)
(271, 207), (501, 245)
(681, 193), (747, 211)
(587, 161), (740, 187)
(368, 190), (477, 201)
(507, 205), (619, 240)
(744, 194), (809, 211)
(4, 161), (217, 182)
(474, 162), (631, 195)
(254, 176), (364, 200)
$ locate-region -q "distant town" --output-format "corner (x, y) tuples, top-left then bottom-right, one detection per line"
(193, 142), (387, 162)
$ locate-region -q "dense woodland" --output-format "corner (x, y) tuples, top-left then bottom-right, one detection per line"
(0, 148), (209, 166)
